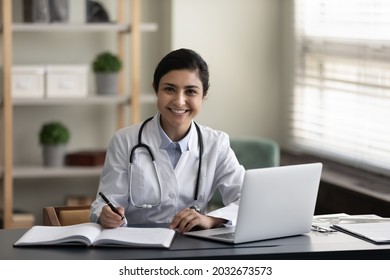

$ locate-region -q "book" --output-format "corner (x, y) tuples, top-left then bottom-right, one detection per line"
(14, 222), (176, 248)
(332, 222), (390, 244)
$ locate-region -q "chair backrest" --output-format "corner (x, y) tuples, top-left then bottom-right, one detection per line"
(230, 137), (280, 169)
(43, 205), (91, 226)
(208, 137), (280, 209)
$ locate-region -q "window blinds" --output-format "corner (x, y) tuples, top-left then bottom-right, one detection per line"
(292, 0), (390, 173)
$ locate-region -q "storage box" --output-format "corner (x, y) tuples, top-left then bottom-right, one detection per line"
(12, 65), (45, 98)
(66, 195), (94, 206)
(12, 212), (36, 229)
(46, 64), (89, 98)
(65, 150), (106, 166)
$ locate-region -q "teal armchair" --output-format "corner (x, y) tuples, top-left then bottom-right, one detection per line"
(208, 137), (280, 209)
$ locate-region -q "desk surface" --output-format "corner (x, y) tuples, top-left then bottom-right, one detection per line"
(1, 228), (390, 260)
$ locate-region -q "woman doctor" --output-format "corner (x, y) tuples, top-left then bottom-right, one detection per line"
(90, 48), (245, 233)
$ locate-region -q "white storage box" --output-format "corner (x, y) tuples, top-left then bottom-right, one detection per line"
(46, 65), (89, 98)
(12, 65), (45, 98)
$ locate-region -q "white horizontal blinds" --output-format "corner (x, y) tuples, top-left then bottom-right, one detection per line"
(292, 0), (390, 172)
(297, 0), (390, 41)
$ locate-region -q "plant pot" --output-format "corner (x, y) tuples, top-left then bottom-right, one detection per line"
(95, 72), (119, 95)
(42, 144), (66, 167)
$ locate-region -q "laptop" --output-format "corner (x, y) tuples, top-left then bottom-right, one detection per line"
(185, 163), (323, 244)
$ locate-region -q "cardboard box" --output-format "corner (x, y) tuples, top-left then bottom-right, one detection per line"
(12, 65), (45, 98)
(12, 212), (36, 229)
(46, 64), (89, 98)
(0, 209), (35, 229)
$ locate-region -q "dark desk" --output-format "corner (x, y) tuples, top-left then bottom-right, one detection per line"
(1, 228), (390, 260)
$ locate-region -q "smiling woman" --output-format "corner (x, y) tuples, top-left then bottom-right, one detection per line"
(90, 48), (245, 233)
(156, 70), (204, 141)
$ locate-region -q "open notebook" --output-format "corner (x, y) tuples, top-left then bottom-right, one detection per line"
(14, 223), (176, 248)
(185, 163), (323, 244)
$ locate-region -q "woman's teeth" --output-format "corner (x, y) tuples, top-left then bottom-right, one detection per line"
(171, 109), (187, 114)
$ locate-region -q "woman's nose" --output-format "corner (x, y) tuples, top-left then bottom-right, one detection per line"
(173, 91), (186, 105)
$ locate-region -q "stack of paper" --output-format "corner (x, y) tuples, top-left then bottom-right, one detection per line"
(312, 213), (390, 244)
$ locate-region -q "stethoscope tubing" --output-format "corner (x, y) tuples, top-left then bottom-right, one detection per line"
(128, 116), (203, 209)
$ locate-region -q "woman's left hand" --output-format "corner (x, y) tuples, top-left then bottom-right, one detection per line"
(169, 208), (226, 233)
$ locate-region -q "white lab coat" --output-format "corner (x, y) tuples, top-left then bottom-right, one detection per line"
(90, 115), (245, 225)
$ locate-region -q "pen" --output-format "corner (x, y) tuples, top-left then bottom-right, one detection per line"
(99, 192), (125, 220)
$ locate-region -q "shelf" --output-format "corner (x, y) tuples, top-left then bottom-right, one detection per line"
(10, 96), (131, 106)
(0, 95), (157, 106)
(0, 0), (146, 229)
(140, 93), (156, 104)
(138, 23), (159, 32)
(3, 22), (158, 33)
(12, 23), (129, 32)
(6, 166), (103, 179)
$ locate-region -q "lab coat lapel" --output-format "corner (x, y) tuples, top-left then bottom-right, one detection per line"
(174, 125), (200, 199)
(175, 128), (197, 177)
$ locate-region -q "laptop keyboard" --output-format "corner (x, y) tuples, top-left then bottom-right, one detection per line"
(212, 232), (235, 239)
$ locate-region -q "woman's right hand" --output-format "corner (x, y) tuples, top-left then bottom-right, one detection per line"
(99, 205), (125, 228)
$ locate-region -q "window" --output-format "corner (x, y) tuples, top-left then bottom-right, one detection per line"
(291, 0), (390, 174)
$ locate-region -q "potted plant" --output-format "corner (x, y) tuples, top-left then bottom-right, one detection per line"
(92, 51), (122, 95)
(39, 121), (70, 167)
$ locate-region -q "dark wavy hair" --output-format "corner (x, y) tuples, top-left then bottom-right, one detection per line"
(152, 48), (210, 96)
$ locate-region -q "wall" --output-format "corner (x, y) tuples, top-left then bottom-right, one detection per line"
(278, 0), (295, 149)
(2, 0), (283, 224)
(170, 0), (281, 140)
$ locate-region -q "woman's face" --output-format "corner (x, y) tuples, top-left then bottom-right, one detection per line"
(156, 69), (205, 141)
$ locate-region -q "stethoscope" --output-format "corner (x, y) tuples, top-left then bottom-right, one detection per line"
(128, 116), (203, 211)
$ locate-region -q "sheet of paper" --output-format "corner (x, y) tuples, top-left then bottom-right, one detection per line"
(333, 222), (390, 244)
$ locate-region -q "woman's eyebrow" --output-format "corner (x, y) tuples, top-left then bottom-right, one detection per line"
(161, 82), (176, 87)
(184, 85), (200, 89)
(162, 83), (200, 89)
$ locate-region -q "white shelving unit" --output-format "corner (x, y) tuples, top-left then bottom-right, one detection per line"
(10, 22), (158, 32)
(0, 0), (156, 228)
(11, 96), (131, 106)
(13, 166), (103, 179)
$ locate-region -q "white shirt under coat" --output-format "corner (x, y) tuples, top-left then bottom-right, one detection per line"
(90, 114), (245, 226)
